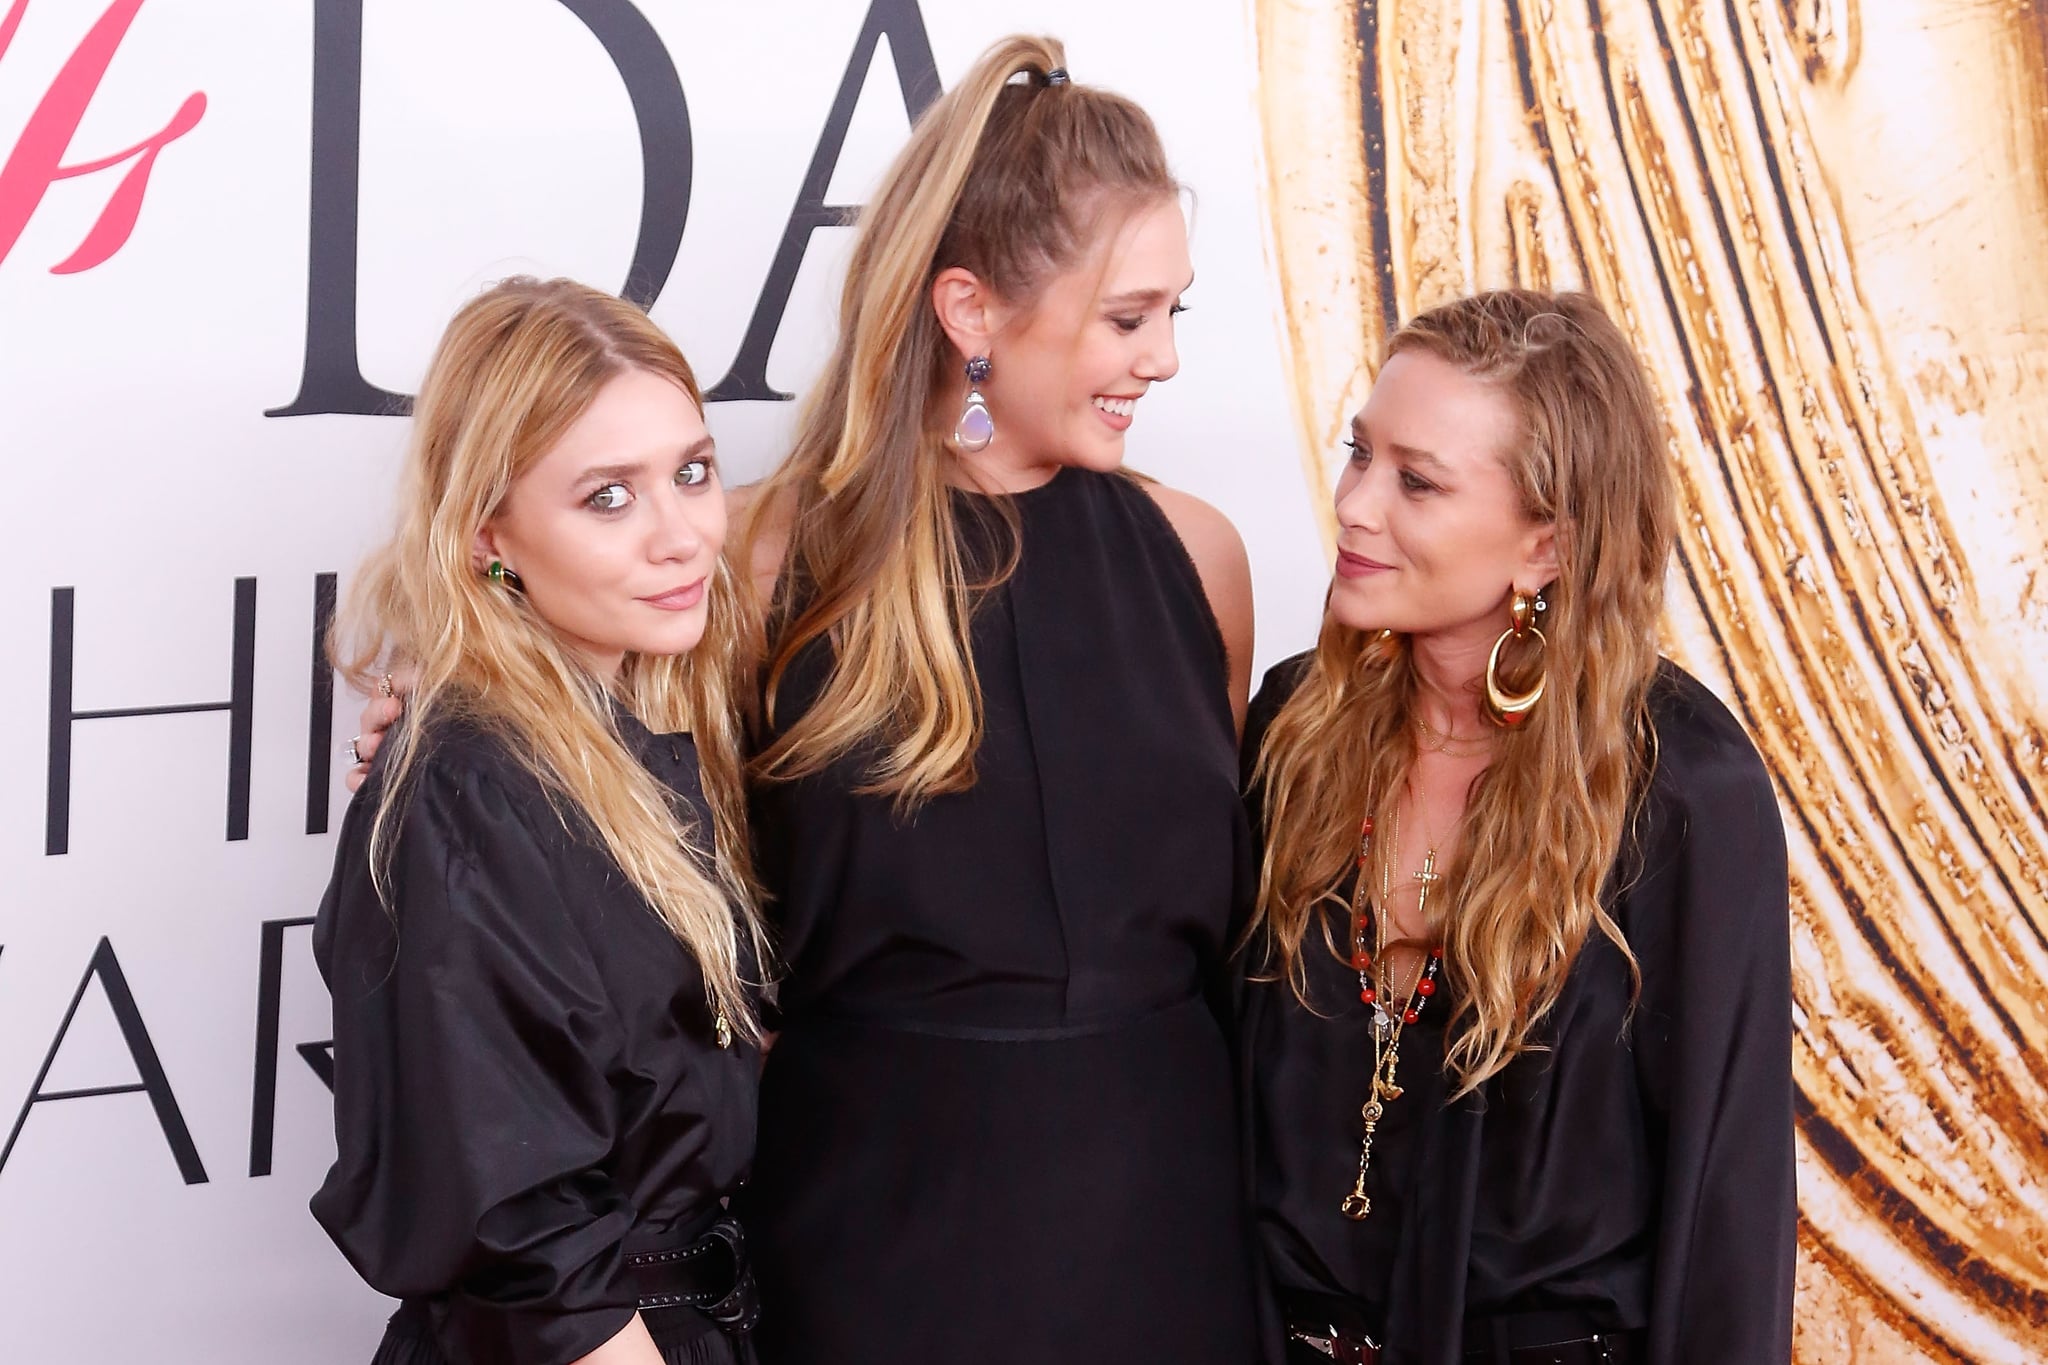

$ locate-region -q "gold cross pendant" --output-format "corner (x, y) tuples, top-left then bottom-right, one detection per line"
(1413, 846), (1441, 890)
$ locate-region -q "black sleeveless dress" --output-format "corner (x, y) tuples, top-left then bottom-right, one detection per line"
(745, 469), (1259, 1364)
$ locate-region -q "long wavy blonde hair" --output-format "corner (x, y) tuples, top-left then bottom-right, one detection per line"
(1250, 290), (1675, 1095)
(333, 277), (768, 1039)
(739, 35), (1175, 805)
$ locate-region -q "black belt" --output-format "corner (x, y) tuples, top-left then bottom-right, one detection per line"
(1286, 1320), (1643, 1364)
(622, 1214), (760, 1336)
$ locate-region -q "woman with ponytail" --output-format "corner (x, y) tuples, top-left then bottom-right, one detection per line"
(735, 35), (1259, 1365)
(314, 279), (768, 1365)
(1243, 291), (1795, 1364)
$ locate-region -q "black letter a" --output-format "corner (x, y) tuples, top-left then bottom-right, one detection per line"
(0, 939), (209, 1185)
(706, 0), (941, 402)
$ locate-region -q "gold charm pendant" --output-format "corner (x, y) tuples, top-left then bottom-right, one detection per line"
(714, 1012), (733, 1049)
(1340, 1098), (1384, 1220)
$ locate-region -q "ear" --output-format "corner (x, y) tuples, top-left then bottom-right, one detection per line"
(472, 522), (505, 576)
(930, 267), (1006, 366)
(1516, 521), (1560, 596)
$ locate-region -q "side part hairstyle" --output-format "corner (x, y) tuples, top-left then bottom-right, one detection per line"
(333, 276), (768, 1040)
(1250, 289), (1678, 1095)
(742, 34), (1177, 805)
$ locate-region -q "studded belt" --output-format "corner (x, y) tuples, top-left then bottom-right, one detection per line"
(621, 1214), (760, 1336)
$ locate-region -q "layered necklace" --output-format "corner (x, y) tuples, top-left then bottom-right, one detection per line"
(1338, 800), (1447, 1221)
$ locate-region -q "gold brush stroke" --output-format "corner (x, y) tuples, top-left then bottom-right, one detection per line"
(1253, 2), (2048, 1361)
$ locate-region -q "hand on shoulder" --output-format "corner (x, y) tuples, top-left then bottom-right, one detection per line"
(727, 480), (794, 605)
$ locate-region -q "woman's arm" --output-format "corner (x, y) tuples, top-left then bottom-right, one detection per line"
(1629, 683), (1797, 1363)
(1142, 481), (1255, 734)
(571, 1314), (664, 1365)
(315, 752), (652, 1365)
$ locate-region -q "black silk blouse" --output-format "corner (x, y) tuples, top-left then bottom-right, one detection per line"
(311, 712), (757, 1365)
(1243, 656), (1796, 1364)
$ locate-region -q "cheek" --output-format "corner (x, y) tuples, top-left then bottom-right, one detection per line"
(691, 494), (728, 561)
(519, 511), (628, 598)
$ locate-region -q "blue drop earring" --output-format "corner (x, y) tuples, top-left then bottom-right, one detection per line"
(953, 355), (994, 452)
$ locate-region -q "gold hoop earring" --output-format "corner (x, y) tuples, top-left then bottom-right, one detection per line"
(1483, 589), (1547, 728)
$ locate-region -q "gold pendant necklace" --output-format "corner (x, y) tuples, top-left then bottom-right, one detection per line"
(1339, 806), (1445, 1221)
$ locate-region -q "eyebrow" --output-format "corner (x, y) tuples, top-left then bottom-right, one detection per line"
(575, 435), (716, 484)
(1102, 275), (1195, 308)
(1350, 421), (1453, 474)
(1388, 441), (1450, 474)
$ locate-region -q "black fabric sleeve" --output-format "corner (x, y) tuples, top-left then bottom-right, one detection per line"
(1628, 674), (1797, 1364)
(311, 756), (640, 1365)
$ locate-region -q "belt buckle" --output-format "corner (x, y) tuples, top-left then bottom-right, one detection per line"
(1288, 1323), (1379, 1363)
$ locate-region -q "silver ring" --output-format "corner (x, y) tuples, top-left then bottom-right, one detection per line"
(346, 737), (363, 765)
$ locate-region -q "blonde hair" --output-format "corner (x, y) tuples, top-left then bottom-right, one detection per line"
(333, 276), (767, 1039)
(741, 35), (1176, 804)
(1250, 290), (1675, 1095)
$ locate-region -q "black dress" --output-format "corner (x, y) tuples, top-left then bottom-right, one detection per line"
(1243, 656), (1795, 1365)
(745, 469), (1260, 1364)
(312, 711), (759, 1365)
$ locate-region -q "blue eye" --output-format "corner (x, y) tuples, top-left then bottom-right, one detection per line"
(677, 459), (712, 488)
(587, 483), (630, 511)
(1345, 439), (1370, 465)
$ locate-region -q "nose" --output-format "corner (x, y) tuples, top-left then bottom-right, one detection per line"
(1334, 457), (1386, 534)
(1136, 317), (1180, 384)
(646, 481), (710, 563)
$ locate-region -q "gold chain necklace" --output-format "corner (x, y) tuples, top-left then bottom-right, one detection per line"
(1339, 805), (1445, 1220)
(1415, 711), (1492, 757)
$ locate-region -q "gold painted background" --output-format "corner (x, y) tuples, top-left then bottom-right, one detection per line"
(1252, 1), (2048, 1360)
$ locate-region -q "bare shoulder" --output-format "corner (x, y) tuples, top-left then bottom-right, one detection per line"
(728, 480), (795, 601)
(1141, 480), (1247, 570)
(1137, 479), (1254, 732)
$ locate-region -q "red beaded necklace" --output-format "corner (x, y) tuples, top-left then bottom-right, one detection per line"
(1339, 811), (1444, 1221)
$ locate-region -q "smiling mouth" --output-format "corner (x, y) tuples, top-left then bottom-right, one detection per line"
(1092, 395), (1137, 418)
(1336, 550), (1394, 576)
(639, 580), (706, 610)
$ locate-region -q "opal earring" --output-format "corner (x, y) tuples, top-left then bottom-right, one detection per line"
(953, 355), (994, 451)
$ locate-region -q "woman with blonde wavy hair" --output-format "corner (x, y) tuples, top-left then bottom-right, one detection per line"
(733, 33), (1259, 1365)
(1244, 290), (1794, 1364)
(312, 278), (769, 1365)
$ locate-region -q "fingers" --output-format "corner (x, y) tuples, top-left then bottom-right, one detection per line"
(344, 758), (371, 794)
(355, 694), (403, 747)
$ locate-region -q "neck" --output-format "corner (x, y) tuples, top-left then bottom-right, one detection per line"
(1407, 625), (1493, 738)
(946, 428), (1065, 494)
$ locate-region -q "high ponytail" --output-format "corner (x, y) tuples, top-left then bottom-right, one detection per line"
(742, 35), (1175, 805)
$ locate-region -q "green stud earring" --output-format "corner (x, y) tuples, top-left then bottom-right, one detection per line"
(486, 560), (525, 591)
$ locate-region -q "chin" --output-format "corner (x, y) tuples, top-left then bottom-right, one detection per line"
(1068, 430), (1129, 473)
(626, 619), (710, 660)
(1326, 581), (1390, 634)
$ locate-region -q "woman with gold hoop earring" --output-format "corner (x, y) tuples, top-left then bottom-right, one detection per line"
(1241, 290), (1794, 1364)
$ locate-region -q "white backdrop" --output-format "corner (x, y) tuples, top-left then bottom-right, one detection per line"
(0, 2), (1330, 1360)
